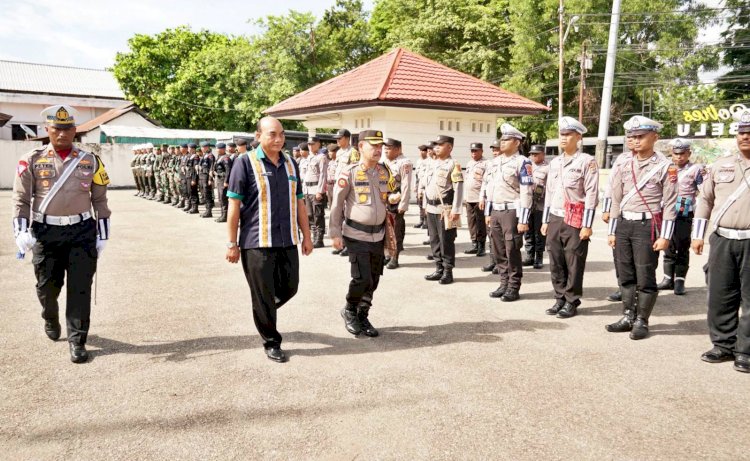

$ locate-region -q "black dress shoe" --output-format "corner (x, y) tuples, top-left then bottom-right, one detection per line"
(413, 222), (423, 229)
(734, 355), (750, 373)
(545, 299), (566, 315)
(331, 248), (343, 255)
(386, 259), (399, 270)
(341, 307), (362, 335)
(674, 279), (686, 295)
(438, 270), (453, 284)
(422, 240), (431, 245)
(700, 347), (735, 363)
(360, 318), (379, 337)
(69, 343), (89, 364)
(45, 319), (61, 341)
(491, 266), (499, 275)
(607, 290), (622, 302)
(500, 289), (520, 302)
(489, 285), (507, 298)
(265, 347), (287, 363)
(425, 270), (443, 281)
(556, 302), (578, 319)
(426, 254), (434, 261)
(313, 241), (324, 248)
(656, 276), (674, 291)
(384, 256), (391, 264)
(481, 263), (495, 272)
(340, 248), (349, 256)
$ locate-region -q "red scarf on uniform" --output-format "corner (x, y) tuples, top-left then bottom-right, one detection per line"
(56, 148), (72, 161)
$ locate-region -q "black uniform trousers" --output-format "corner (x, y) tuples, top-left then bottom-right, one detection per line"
(427, 212), (457, 269)
(240, 247), (299, 350)
(547, 215), (589, 304)
(344, 237), (385, 307)
(31, 219), (98, 345)
(216, 176), (228, 211)
(524, 209), (546, 257)
(663, 214), (693, 278)
(189, 175), (199, 205)
(465, 201), (487, 242)
(305, 194), (327, 238)
(199, 174), (214, 208)
(706, 233), (750, 357)
(490, 209), (523, 290)
(615, 218), (659, 293)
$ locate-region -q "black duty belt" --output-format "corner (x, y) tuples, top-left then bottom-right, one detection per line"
(426, 190), (454, 207)
(305, 181), (319, 186)
(345, 218), (385, 233)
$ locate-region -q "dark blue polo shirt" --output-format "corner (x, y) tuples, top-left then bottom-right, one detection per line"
(227, 147), (303, 249)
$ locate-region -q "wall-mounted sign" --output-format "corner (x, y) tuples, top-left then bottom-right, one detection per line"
(676, 103), (746, 137)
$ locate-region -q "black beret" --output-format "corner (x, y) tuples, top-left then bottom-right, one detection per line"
(333, 128), (351, 139)
(199, 141), (211, 148)
(235, 138), (247, 146)
(308, 136), (320, 143)
(384, 138), (402, 147)
(187, 143), (197, 148)
(216, 142), (226, 149)
(180, 143), (188, 148)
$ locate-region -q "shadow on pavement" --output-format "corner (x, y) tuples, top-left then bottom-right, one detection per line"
(87, 319), (567, 362)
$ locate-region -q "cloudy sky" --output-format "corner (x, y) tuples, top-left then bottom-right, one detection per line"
(0, 0), (373, 69)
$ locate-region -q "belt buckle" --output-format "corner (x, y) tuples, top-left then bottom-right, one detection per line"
(729, 229), (740, 239)
(59, 216), (71, 225)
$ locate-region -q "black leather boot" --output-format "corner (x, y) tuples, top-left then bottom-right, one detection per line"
(425, 265), (444, 281)
(201, 207), (213, 218)
(545, 298), (566, 315)
(489, 284), (507, 298)
(500, 288), (520, 302)
(657, 261), (674, 290)
(674, 265), (688, 295)
(481, 255), (496, 272)
(476, 241), (486, 257)
(464, 241), (478, 254)
(439, 268), (453, 285)
(630, 291), (657, 340)
(340, 304), (361, 336)
(357, 304), (378, 337)
(215, 209), (227, 222)
(533, 253), (543, 269)
(69, 343), (89, 364)
(44, 319), (61, 341)
(606, 286), (637, 332)
(188, 203), (199, 214)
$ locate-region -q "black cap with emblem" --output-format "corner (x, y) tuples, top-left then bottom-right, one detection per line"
(470, 142), (483, 150)
(384, 138), (401, 147)
(333, 128), (351, 139)
(359, 130), (384, 145)
(529, 144), (545, 154)
(434, 135), (454, 145)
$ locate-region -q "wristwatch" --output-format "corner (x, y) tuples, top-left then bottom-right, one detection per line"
(226, 242), (238, 249)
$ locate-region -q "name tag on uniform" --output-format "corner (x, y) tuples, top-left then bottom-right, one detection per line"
(261, 171), (274, 177)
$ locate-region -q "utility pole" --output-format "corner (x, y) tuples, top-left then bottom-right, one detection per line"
(595, 0), (621, 167)
(578, 41), (587, 122)
(558, 0), (564, 120)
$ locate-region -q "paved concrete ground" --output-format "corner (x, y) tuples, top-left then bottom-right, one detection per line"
(1, 190), (746, 460)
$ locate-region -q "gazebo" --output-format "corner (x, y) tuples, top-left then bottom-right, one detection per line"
(265, 47), (548, 163)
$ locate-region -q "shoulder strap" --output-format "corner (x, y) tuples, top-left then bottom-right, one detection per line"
(38, 152), (86, 214)
(620, 159), (668, 209)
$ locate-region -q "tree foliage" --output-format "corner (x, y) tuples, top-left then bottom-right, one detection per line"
(716, 0), (750, 95)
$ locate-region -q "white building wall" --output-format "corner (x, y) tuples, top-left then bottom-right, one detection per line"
(80, 112), (157, 143)
(0, 94), (124, 140)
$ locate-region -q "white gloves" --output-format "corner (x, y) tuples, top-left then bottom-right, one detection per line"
(96, 237), (107, 255)
(15, 231), (36, 254)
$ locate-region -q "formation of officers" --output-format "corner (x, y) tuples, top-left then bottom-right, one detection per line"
(129, 138), (256, 222)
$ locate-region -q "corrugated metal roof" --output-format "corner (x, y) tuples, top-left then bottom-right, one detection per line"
(99, 124), (255, 140)
(0, 60), (125, 99)
(265, 48), (549, 117)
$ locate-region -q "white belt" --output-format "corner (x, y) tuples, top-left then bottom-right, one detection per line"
(622, 211), (653, 221)
(492, 202), (516, 211)
(716, 227), (750, 240)
(549, 208), (565, 217)
(33, 211), (92, 226)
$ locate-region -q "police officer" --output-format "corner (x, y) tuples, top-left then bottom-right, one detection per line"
(330, 130), (394, 337)
(235, 138), (248, 159)
(185, 143), (200, 214)
(383, 137), (413, 269)
(541, 117), (600, 318)
(213, 142), (233, 222)
(137, 145), (148, 198)
(145, 143), (157, 200)
(601, 130), (635, 302)
(606, 116), (677, 339)
(464, 142), (489, 257)
(692, 109), (750, 373)
(481, 139), (502, 274)
(484, 124), (533, 302)
(326, 145), (339, 212)
(153, 144), (164, 202)
(524, 144), (549, 269)
(422, 135), (464, 285)
(198, 141), (216, 218)
(12, 105), (111, 363)
(304, 137), (329, 247)
(414, 145), (429, 229)
(333, 129), (359, 257)
(292, 145), (300, 159)
(177, 143), (189, 209)
(656, 138), (704, 295)
(167, 145), (180, 206)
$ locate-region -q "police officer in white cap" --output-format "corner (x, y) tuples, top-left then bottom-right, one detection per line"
(541, 117), (599, 318)
(691, 109), (750, 373)
(12, 105), (111, 363)
(656, 138), (704, 295)
(606, 115), (677, 340)
(483, 124), (533, 301)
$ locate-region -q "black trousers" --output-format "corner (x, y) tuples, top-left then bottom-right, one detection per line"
(524, 209), (546, 257)
(547, 215), (589, 303)
(31, 219), (98, 345)
(427, 212), (457, 269)
(465, 202), (487, 242)
(216, 178), (228, 211)
(199, 175), (214, 208)
(240, 247), (299, 349)
(344, 237), (385, 307)
(663, 216), (692, 278)
(189, 177), (199, 205)
(388, 210), (406, 253)
(490, 210), (523, 290)
(615, 218), (659, 293)
(706, 233), (750, 357)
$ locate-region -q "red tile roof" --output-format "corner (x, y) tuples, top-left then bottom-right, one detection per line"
(265, 48), (549, 117)
(75, 102), (158, 134)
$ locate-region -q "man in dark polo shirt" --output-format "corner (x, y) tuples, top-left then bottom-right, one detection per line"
(225, 116), (313, 363)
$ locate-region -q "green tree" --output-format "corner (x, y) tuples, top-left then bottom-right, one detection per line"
(716, 0), (750, 95)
